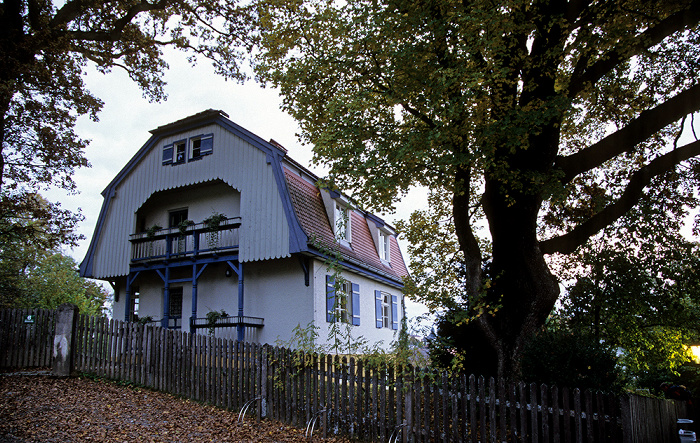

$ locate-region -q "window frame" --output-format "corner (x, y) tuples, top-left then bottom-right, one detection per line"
(378, 230), (391, 263)
(173, 139), (187, 164)
(327, 275), (360, 326)
(334, 202), (351, 242)
(168, 286), (183, 319)
(189, 133), (214, 161)
(375, 290), (398, 330)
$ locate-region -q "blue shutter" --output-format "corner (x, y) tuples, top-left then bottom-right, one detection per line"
(391, 294), (399, 330)
(162, 144), (173, 165)
(351, 283), (360, 326)
(199, 135), (213, 155)
(326, 275), (335, 323)
(375, 290), (383, 328)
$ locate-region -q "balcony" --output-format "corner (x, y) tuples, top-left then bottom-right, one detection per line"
(130, 217), (241, 262)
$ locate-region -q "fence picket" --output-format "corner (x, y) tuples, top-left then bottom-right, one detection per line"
(1, 308), (684, 443)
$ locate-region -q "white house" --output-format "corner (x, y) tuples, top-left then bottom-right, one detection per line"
(80, 109), (409, 348)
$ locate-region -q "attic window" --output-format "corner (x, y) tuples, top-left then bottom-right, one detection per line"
(190, 134), (213, 160)
(162, 135), (213, 165)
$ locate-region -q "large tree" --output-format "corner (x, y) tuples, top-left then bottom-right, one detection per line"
(0, 0), (256, 227)
(256, 0), (700, 377)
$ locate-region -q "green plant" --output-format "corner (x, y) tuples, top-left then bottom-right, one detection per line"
(205, 309), (228, 336)
(145, 224), (162, 238)
(203, 212), (227, 249)
(177, 219), (194, 234)
(137, 315), (154, 325)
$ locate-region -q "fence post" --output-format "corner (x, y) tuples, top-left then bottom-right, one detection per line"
(620, 393), (633, 443)
(51, 303), (78, 377)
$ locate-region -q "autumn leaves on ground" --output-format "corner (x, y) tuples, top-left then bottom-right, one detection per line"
(0, 373), (352, 442)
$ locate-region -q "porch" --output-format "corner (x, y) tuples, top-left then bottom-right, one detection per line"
(129, 216), (241, 262)
(125, 216), (259, 341)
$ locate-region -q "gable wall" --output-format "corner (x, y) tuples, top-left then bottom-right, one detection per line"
(90, 123), (291, 278)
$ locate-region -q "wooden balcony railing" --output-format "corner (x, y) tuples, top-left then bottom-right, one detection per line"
(129, 217), (241, 262)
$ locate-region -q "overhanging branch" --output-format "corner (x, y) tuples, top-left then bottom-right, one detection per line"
(568, 1), (700, 99)
(556, 83), (700, 183)
(541, 139), (700, 255)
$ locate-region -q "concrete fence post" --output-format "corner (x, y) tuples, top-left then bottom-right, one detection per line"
(51, 303), (79, 377)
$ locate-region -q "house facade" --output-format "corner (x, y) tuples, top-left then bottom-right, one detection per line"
(80, 109), (409, 348)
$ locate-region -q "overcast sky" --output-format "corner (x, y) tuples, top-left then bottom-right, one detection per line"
(44, 49), (431, 322)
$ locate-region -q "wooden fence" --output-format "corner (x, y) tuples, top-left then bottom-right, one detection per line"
(0, 308), (694, 443)
(0, 308), (55, 368)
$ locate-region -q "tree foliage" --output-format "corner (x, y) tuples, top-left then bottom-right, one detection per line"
(0, 0), (257, 248)
(0, 194), (108, 314)
(256, 0), (700, 377)
(559, 235), (700, 379)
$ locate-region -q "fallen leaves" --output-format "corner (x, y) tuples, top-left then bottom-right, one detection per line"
(0, 373), (352, 442)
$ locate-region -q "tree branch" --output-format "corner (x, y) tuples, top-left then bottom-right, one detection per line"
(53, 0), (170, 42)
(541, 139), (700, 255)
(556, 83), (700, 183)
(567, 1), (700, 99)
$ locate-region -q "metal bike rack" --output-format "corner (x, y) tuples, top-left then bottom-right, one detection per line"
(389, 422), (407, 443)
(237, 396), (262, 423)
(304, 407), (327, 441)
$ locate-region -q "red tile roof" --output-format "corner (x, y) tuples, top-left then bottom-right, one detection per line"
(284, 167), (408, 283)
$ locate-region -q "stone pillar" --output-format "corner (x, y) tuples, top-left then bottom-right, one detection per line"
(52, 303), (79, 377)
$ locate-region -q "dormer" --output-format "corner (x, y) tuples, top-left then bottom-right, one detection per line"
(366, 213), (395, 266)
(320, 189), (353, 247)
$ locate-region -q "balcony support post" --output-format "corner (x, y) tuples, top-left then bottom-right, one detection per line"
(237, 263), (245, 341)
(190, 263), (209, 333)
(124, 271), (140, 322)
(160, 267), (171, 329)
(226, 260), (245, 341)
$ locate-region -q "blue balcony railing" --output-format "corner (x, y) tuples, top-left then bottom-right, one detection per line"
(129, 217), (241, 262)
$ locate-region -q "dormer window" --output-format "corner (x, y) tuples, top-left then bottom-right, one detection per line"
(378, 230), (391, 263)
(334, 202), (351, 242)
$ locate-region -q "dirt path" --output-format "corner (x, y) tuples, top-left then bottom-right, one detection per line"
(0, 373), (351, 442)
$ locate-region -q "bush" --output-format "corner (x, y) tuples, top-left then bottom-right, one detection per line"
(521, 326), (624, 393)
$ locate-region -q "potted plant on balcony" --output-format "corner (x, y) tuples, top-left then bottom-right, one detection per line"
(205, 309), (228, 336)
(203, 212), (227, 250)
(176, 219), (194, 253)
(145, 224), (162, 256)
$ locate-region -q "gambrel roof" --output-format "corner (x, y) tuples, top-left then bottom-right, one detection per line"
(284, 167), (408, 284)
(80, 110), (408, 288)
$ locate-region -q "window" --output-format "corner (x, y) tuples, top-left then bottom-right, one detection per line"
(379, 231), (391, 262)
(375, 290), (398, 330)
(334, 202), (350, 241)
(130, 287), (140, 321)
(169, 208), (188, 229)
(326, 275), (360, 325)
(381, 292), (391, 328)
(174, 140), (187, 164)
(168, 287), (183, 318)
(162, 135), (213, 165)
(190, 134), (213, 160)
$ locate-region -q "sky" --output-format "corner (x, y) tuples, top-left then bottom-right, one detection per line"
(45, 48), (431, 322)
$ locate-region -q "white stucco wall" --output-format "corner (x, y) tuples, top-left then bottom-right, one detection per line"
(111, 256), (402, 351)
(311, 259), (402, 351)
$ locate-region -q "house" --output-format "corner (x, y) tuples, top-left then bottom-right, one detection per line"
(79, 109), (409, 348)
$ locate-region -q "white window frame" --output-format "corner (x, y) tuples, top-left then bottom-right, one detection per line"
(189, 134), (213, 161)
(381, 291), (391, 328)
(336, 281), (353, 324)
(174, 140), (187, 164)
(334, 202), (351, 243)
(378, 230), (391, 263)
